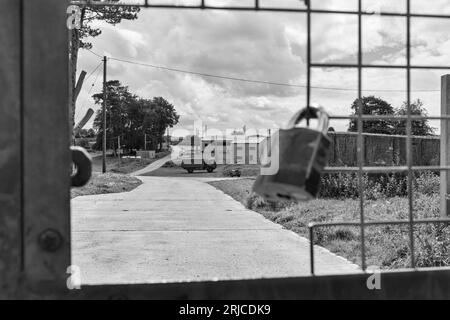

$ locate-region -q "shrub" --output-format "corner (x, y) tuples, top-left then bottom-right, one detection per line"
(245, 192), (293, 212)
(415, 172), (440, 196)
(319, 172), (439, 200)
(162, 160), (176, 168)
(76, 138), (91, 149)
(222, 167), (235, 177)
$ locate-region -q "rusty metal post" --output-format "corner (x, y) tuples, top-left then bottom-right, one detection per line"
(441, 75), (450, 217)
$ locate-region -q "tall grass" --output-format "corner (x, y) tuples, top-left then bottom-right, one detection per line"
(319, 172), (439, 200)
(242, 172), (448, 269)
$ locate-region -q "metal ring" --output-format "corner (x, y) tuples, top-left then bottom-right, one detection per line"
(71, 146), (92, 187)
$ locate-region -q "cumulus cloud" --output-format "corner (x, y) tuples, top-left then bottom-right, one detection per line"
(75, 3), (450, 133)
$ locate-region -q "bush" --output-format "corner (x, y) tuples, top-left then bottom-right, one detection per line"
(319, 172), (438, 200)
(76, 138), (91, 150)
(415, 171), (440, 196)
(162, 160), (176, 168)
(245, 192), (292, 212)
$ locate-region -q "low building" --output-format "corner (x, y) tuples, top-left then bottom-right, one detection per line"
(203, 134), (268, 165)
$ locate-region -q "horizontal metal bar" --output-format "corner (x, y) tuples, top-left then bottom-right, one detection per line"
(68, 1), (450, 19)
(323, 166), (450, 173)
(311, 63), (450, 70)
(309, 218), (450, 229)
(329, 115), (450, 121)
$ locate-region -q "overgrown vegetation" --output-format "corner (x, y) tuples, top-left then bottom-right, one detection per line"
(209, 173), (449, 269)
(320, 172), (439, 200)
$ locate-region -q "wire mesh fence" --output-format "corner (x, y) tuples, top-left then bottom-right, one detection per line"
(71, 0), (450, 274)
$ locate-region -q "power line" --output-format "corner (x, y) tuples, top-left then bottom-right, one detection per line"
(84, 61), (103, 82)
(86, 49), (440, 93)
(77, 64), (103, 121)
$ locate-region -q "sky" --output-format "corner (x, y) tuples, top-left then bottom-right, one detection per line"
(75, 0), (450, 135)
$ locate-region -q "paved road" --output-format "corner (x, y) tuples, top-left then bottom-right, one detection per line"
(71, 177), (359, 285)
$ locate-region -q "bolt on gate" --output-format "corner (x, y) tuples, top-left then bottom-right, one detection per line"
(2, 0), (450, 299)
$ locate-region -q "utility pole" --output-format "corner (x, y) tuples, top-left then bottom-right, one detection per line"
(118, 136), (121, 165)
(102, 56), (107, 173)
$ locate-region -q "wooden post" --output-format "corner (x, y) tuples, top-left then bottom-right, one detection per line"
(441, 75), (450, 217)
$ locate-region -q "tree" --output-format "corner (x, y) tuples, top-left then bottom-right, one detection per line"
(348, 96), (395, 134)
(69, 2), (140, 132)
(92, 81), (180, 153)
(92, 80), (137, 153)
(144, 97), (180, 151)
(392, 99), (435, 136)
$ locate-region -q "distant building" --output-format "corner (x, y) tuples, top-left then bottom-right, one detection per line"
(202, 134), (268, 165)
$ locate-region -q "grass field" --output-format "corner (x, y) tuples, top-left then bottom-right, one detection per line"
(209, 178), (450, 269)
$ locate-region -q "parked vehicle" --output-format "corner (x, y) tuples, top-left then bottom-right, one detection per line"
(181, 154), (217, 173)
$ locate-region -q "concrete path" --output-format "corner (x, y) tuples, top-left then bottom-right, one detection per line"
(130, 155), (171, 176)
(71, 177), (359, 285)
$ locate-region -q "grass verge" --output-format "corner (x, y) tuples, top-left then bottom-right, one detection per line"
(71, 172), (142, 199)
(208, 178), (450, 269)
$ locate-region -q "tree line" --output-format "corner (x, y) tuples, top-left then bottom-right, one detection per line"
(347, 96), (435, 136)
(92, 80), (179, 153)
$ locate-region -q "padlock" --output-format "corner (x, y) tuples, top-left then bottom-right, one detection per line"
(253, 106), (331, 202)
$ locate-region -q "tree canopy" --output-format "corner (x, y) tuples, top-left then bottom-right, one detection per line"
(348, 96), (434, 136)
(69, 2), (140, 134)
(92, 80), (179, 152)
(348, 96), (395, 134)
(392, 99), (435, 136)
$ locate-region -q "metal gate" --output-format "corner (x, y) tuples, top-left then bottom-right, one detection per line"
(2, 0), (450, 299)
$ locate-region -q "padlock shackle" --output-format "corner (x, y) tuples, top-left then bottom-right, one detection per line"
(287, 106), (329, 133)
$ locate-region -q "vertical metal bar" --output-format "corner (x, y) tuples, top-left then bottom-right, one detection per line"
(309, 224), (315, 275)
(306, 0), (311, 126)
(406, 0), (416, 268)
(23, 0), (71, 281)
(102, 56), (107, 173)
(441, 75), (450, 217)
(255, 0), (259, 10)
(357, 0), (366, 271)
(0, 0), (22, 298)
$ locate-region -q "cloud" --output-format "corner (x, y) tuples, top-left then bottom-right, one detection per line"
(75, 5), (450, 133)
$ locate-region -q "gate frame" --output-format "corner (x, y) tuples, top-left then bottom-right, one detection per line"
(2, 0), (450, 299)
